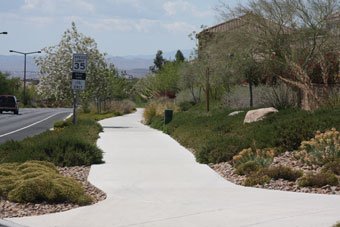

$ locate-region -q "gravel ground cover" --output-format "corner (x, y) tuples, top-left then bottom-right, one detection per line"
(0, 166), (106, 218)
(210, 152), (340, 195)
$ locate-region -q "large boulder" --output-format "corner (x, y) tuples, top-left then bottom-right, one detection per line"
(244, 107), (278, 123)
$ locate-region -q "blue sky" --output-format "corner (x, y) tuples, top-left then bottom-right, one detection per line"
(0, 0), (246, 57)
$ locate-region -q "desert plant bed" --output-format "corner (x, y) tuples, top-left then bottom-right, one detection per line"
(149, 102), (340, 164)
(0, 163), (106, 218)
(0, 111), (128, 217)
(209, 151), (340, 195)
(147, 102), (340, 194)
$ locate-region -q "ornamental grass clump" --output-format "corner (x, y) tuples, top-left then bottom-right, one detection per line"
(235, 161), (261, 176)
(0, 161), (92, 205)
(296, 128), (340, 166)
(262, 165), (303, 181)
(233, 148), (275, 168)
(298, 171), (339, 188)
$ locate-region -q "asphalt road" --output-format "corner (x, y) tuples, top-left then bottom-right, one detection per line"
(0, 108), (73, 144)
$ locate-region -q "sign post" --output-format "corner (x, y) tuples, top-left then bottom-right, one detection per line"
(72, 54), (87, 124)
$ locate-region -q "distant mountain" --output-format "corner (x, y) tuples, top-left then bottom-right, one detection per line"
(0, 49), (194, 79)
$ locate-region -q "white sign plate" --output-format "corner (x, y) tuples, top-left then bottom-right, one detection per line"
(72, 79), (86, 90)
(73, 54), (87, 73)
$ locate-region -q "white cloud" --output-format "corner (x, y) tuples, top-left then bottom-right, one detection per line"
(21, 0), (95, 14)
(85, 18), (159, 32)
(0, 12), (54, 28)
(163, 0), (213, 18)
(163, 21), (195, 34)
(163, 0), (191, 16)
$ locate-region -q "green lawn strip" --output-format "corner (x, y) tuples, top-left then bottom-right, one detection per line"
(149, 102), (340, 164)
(0, 112), (119, 167)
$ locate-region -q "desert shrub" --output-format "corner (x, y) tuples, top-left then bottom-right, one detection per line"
(243, 173), (271, 186)
(298, 171), (339, 187)
(261, 165), (303, 181)
(259, 84), (299, 110)
(296, 128), (340, 166)
(321, 160), (340, 175)
(0, 161), (92, 205)
(108, 100), (135, 114)
(233, 148), (275, 167)
(144, 97), (178, 124)
(235, 161), (261, 176)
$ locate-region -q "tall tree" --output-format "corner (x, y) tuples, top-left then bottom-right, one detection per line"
(149, 50), (166, 73)
(175, 50), (185, 62)
(36, 22), (115, 105)
(0, 72), (20, 96)
(217, 0), (340, 110)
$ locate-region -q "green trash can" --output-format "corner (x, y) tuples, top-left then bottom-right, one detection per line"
(164, 109), (173, 125)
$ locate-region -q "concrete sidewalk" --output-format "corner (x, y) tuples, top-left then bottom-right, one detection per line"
(7, 109), (340, 227)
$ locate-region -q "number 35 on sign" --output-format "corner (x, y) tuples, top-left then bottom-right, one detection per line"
(73, 54), (87, 73)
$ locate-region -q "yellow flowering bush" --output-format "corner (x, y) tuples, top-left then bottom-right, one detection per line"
(296, 128), (340, 166)
(233, 148), (275, 167)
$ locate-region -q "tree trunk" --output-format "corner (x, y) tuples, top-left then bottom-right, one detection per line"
(249, 82), (253, 108)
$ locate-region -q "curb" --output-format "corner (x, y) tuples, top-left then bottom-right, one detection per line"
(0, 219), (27, 227)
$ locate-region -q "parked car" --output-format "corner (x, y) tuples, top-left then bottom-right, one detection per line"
(0, 95), (19, 114)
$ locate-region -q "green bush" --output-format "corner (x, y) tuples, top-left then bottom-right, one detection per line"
(0, 119), (104, 167)
(148, 101), (340, 164)
(321, 160), (340, 175)
(235, 161), (261, 176)
(261, 165), (303, 181)
(54, 121), (71, 129)
(0, 161), (92, 205)
(298, 171), (339, 187)
(178, 101), (195, 112)
(243, 174), (271, 186)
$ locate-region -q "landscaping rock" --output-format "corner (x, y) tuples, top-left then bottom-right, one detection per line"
(244, 107), (278, 123)
(228, 111), (244, 116)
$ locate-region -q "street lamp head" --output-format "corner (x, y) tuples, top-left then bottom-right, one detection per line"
(1, 32), (8, 35)
(37, 51), (41, 53)
(9, 50), (13, 53)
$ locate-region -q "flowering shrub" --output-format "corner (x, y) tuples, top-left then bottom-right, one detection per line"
(296, 128), (340, 166)
(233, 148), (275, 167)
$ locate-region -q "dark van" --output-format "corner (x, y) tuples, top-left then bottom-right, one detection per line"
(0, 95), (19, 114)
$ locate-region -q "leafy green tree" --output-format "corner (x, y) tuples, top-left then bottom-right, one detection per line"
(178, 62), (202, 103)
(149, 50), (166, 73)
(175, 50), (185, 62)
(154, 61), (181, 97)
(0, 72), (21, 96)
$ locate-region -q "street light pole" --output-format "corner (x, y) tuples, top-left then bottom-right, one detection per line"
(9, 50), (41, 105)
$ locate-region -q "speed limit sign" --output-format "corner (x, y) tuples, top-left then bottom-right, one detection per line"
(73, 54), (87, 73)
